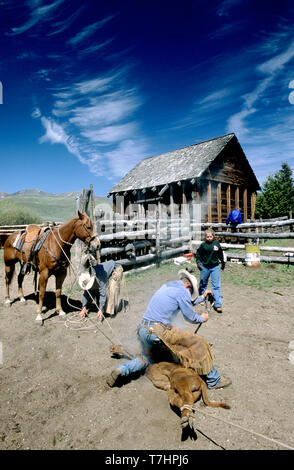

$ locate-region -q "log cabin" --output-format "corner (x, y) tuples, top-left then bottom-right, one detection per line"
(108, 133), (260, 223)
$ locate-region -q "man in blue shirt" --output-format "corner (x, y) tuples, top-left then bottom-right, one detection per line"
(226, 207), (242, 227)
(107, 269), (231, 390)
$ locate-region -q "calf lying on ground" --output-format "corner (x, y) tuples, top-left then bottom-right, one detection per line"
(146, 361), (230, 431)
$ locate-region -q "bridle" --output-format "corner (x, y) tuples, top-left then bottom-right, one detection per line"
(55, 219), (98, 248)
(79, 222), (97, 247)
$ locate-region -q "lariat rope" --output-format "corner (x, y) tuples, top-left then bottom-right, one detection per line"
(47, 224), (123, 345)
(193, 407), (294, 450)
(179, 404), (293, 449)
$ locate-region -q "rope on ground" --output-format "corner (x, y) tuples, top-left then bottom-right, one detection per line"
(194, 407), (294, 450)
(48, 225), (124, 345)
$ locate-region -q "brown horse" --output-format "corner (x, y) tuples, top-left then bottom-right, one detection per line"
(4, 211), (100, 324)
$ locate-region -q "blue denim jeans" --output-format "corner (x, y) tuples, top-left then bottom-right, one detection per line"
(118, 325), (221, 388)
(199, 264), (222, 308)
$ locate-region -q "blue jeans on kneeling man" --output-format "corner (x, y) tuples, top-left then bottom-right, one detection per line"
(118, 325), (221, 389)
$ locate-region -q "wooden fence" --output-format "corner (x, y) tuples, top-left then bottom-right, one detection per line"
(1, 216), (294, 271)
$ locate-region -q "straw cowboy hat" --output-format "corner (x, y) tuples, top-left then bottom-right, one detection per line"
(178, 269), (198, 301)
(78, 271), (95, 290)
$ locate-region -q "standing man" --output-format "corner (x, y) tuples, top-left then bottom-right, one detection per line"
(79, 253), (123, 319)
(107, 269), (231, 390)
(226, 207), (242, 228)
(195, 229), (225, 313)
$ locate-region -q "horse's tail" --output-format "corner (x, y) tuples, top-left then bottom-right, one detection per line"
(3, 231), (20, 263)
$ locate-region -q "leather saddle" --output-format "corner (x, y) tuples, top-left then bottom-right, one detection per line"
(14, 224), (50, 274)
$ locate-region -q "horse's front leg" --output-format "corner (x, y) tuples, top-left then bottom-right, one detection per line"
(55, 269), (67, 317)
(4, 262), (15, 307)
(35, 268), (49, 324)
(17, 271), (26, 304)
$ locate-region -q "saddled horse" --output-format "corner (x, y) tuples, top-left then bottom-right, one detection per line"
(4, 211), (100, 324)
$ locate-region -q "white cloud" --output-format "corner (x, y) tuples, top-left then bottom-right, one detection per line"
(81, 123), (137, 144)
(9, 0), (66, 35)
(67, 16), (114, 46)
(78, 39), (113, 57)
(36, 68), (148, 181)
(39, 116), (68, 145)
(106, 139), (148, 178)
(69, 91), (141, 128)
(39, 116), (87, 164)
(74, 77), (113, 95)
(257, 40), (294, 75)
(227, 37), (294, 140)
(47, 6), (83, 36)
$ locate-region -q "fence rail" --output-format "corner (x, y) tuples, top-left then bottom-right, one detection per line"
(1, 217), (294, 270)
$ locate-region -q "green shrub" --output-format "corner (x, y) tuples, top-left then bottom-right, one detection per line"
(0, 199), (42, 225)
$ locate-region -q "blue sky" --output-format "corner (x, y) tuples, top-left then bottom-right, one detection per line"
(0, 0), (294, 196)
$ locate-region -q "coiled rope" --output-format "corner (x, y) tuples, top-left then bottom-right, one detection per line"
(48, 225), (125, 346)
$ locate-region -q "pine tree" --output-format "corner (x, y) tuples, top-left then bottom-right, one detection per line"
(255, 162), (294, 219)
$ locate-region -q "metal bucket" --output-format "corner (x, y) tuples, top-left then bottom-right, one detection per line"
(245, 244), (260, 268)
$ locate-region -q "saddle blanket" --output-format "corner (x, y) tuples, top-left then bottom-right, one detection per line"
(13, 228), (50, 254)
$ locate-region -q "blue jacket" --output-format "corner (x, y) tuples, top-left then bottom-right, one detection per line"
(142, 280), (204, 326)
(226, 209), (242, 225)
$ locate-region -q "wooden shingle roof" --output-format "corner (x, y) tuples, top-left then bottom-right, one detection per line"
(108, 133), (256, 194)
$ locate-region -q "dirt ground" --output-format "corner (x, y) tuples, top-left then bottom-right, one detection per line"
(0, 254), (294, 451)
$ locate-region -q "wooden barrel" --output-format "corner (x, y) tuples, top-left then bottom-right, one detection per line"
(245, 244), (260, 267)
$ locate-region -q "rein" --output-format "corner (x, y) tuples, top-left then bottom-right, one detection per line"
(57, 226), (73, 246)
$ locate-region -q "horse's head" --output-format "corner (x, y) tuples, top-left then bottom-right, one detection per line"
(75, 211), (101, 252)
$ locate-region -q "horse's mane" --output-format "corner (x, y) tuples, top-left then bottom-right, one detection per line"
(55, 212), (90, 231)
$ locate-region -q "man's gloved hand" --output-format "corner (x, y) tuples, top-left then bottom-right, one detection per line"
(221, 262), (226, 271)
(196, 261), (203, 271)
(203, 289), (213, 300)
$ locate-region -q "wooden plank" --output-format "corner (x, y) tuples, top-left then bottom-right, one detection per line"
(243, 188), (248, 221)
(191, 240), (294, 253)
(251, 192), (256, 219)
(207, 181), (212, 223)
(170, 184), (175, 219)
(217, 183), (222, 223)
(235, 186), (239, 209)
(191, 230), (294, 239)
(226, 184), (231, 216)
(225, 252), (294, 265)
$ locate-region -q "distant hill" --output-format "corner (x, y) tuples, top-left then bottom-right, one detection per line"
(12, 189), (54, 197)
(0, 189), (113, 222)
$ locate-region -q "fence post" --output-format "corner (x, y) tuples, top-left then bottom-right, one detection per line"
(156, 210), (161, 268)
(74, 189), (91, 272)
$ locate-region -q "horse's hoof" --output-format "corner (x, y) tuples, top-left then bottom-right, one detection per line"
(35, 314), (43, 325)
(58, 310), (66, 317)
(4, 299), (11, 307)
(19, 298), (26, 304)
